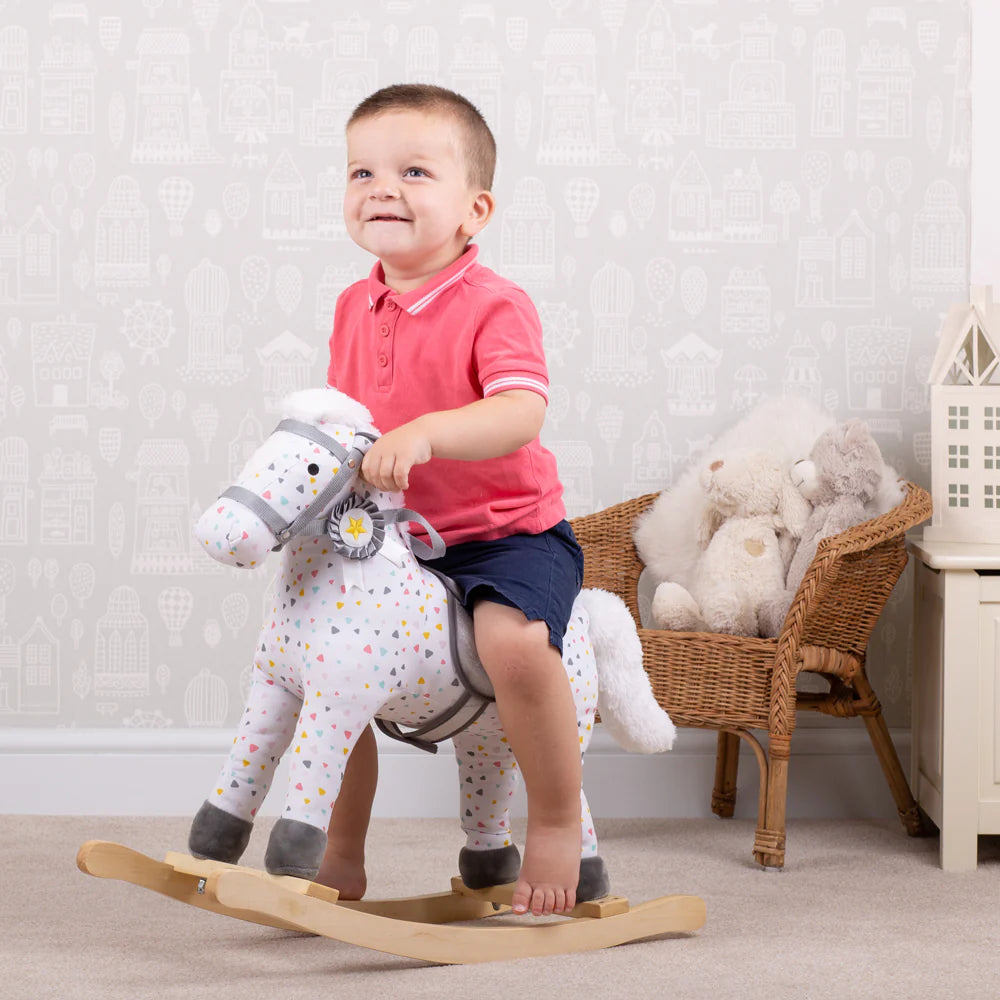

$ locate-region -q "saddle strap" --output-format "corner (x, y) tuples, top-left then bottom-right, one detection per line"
(375, 688), (490, 755)
(375, 565), (495, 755)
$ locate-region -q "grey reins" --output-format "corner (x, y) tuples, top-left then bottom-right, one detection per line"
(218, 418), (445, 559)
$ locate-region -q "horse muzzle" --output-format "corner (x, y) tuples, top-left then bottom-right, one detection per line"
(194, 496), (278, 568)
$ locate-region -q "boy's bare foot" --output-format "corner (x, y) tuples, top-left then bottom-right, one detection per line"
(511, 821), (580, 916)
(314, 849), (367, 900)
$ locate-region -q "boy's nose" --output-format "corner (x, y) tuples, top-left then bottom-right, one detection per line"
(370, 179), (400, 199)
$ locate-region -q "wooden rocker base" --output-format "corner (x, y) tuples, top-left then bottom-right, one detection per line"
(77, 840), (706, 964)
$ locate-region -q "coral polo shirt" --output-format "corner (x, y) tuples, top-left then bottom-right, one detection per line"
(327, 244), (566, 546)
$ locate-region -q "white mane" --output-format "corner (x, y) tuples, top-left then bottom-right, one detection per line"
(281, 388), (377, 432)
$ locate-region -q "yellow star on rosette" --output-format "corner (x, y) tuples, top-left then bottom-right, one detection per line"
(345, 515), (368, 541)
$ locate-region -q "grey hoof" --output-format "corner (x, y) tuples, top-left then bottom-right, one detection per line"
(459, 845), (521, 889)
(577, 855), (611, 902)
(264, 817), (327, 879)
(188, 801), (252, 864)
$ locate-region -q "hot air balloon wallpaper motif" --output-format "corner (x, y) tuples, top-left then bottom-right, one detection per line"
(157, 586), (193, 648)
(563, 177), (599, 237)
(157, 176), (194, 237)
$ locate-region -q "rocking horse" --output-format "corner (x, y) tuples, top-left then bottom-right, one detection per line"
(78, 388), (705, 963)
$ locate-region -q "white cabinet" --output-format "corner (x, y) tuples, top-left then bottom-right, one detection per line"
(909, 532), (1000, 870)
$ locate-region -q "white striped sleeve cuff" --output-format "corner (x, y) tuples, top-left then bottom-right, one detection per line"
(482, 375), (549, 401)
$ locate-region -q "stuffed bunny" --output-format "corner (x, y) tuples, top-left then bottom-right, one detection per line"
(758, 419), (884, 638)
(650, 451), (812, 636)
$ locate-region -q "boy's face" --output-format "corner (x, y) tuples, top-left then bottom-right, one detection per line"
(344, 111), (494, 291)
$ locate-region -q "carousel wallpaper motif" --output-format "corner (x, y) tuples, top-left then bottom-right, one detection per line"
(0, 0), (971, 729)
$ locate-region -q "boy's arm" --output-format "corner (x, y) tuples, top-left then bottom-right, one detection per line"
(360, 390), (545, 493)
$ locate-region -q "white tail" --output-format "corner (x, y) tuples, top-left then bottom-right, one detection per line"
(576, 588), (677, 753)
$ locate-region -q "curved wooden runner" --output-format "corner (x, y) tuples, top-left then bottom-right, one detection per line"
(77, 841), (706, 964)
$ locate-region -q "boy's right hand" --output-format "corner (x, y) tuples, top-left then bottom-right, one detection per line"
(360, 421), (432, 493)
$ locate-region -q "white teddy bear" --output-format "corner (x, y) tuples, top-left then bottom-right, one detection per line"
(650, 451), (812, 636)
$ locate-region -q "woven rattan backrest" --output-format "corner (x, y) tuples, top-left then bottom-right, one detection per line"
(781, 481), (932, 656)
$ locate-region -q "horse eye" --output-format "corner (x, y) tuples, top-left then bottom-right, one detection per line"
(307, 463), (320, 475)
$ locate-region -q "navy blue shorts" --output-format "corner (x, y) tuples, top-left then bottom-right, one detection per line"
(418, 520), (584, 654)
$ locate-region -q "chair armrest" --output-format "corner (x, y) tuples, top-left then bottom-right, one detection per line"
(777, 480), (932, 667)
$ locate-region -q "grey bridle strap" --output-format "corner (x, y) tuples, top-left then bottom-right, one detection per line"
(219, 485), (289, 539)
(217, 417), (446, 562)
(280, 454), (365, 545)
(219, 420), (374, 551)
(273, 418), (351, 461)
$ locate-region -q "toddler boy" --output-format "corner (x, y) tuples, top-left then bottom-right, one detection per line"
(321, 84), (585, 918)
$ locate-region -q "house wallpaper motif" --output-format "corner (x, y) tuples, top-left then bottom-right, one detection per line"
(0, 0), (971, 730)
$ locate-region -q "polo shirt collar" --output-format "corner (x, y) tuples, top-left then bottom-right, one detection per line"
(366, 244), (479, 316)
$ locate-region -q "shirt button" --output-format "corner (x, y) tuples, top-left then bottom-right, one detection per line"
(386, 300), (397, 311)
(377, 354), (388, 367)
(379, 324), (390, 335)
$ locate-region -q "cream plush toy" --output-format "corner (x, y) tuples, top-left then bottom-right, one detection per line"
(757, 419), (886, 638)
(650, 450), (812, 636)
(634, 395), (835, 610)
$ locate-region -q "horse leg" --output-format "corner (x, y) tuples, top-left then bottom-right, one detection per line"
(577, 784), (611, 901)
(189, 664), (301, 864)
(264, 700), (372, 879)
(569, 624), (611, 901)
(450, 722), (611, 901)
(451, 724), (522, 889)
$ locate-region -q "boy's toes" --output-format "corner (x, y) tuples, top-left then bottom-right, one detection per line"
(547, 887), (575, 915)
(521, 884), (577, 916)
(531, 887), (554, 916)
(511, 879), (532, 915)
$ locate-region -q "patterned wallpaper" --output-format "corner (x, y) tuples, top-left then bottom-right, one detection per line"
(0, 0), (970, 731)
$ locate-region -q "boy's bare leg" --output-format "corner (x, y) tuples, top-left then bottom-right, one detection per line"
(315, 723), (377, 899)
(474, 602), (582, 917)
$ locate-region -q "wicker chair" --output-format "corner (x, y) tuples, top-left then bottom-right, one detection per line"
(570, 481), (933, 869)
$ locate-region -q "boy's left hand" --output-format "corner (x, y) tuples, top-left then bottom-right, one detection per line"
(360, 423), (432, 493)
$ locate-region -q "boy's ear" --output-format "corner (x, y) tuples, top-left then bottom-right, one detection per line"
(462, 190), (495, 236)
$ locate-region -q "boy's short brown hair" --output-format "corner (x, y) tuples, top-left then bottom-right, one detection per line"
(347, 84), (496, 191)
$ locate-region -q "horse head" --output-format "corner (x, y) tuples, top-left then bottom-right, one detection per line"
(194, 388), (379, 568)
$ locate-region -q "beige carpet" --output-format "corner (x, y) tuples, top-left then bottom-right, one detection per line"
(3, 815), (998, 1000)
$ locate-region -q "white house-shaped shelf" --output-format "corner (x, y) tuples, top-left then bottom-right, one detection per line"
(926, 286), (1000, 542)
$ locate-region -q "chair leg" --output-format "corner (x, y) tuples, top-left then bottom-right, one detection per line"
(753, 736), (789, 869)
(711, 730), (740, 818)
(851, 670), (930, 837)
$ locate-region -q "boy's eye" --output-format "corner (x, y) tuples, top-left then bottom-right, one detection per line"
(350, 169), (371, 180)
(403, 167), (427, 178)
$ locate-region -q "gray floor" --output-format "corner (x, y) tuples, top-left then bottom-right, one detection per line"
(5, 815), (999, 1000)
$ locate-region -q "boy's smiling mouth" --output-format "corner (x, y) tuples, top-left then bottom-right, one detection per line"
(367, 214), (410, 222)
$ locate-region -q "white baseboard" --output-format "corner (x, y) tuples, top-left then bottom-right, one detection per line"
(0, 724), (911, 820)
